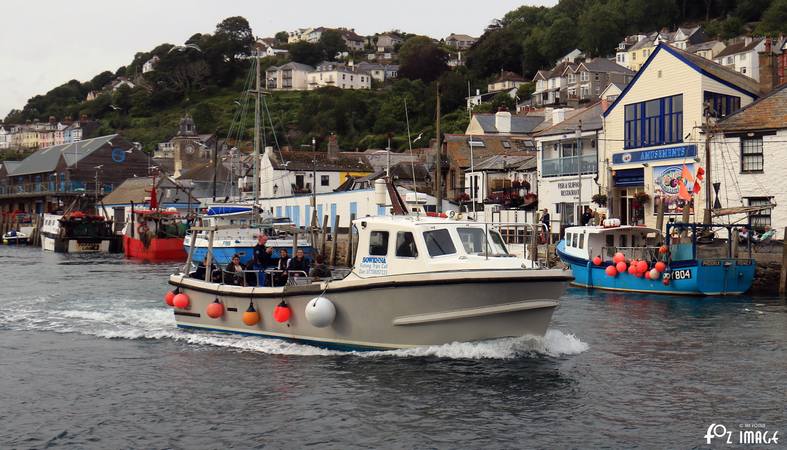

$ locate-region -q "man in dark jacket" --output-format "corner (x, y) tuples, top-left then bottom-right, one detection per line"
(252, 234), (275, 268)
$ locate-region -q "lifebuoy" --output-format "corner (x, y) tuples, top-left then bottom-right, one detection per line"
(137, 223), (149, 235)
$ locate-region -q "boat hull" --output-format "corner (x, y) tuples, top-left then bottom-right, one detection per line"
(557, 242), (755, 295)
(41, 234), (121, 253)
(123, 235), (185, 262)
(168, 270), (569, 350)
(2, 236), (28, 245)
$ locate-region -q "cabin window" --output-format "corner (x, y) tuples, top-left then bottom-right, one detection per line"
(565, 233), (571, 247)
(457, 228), (487, 254)
(395, 232), (418, 258)
(579, 233), (585, 249)
(620, 235), (628, 248)
(424, 229), (456, 257)
(572, 233), (578, 248)
(489, 230), (509, 255)
(369, 231), (389, 256)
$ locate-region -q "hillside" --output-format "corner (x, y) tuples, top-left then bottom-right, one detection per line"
(5, 0), (786, 154)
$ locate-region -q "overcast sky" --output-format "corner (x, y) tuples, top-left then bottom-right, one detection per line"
(0, 0), (557, 119)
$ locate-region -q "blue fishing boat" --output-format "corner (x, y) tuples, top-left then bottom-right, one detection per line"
(557, 221), (755, 295)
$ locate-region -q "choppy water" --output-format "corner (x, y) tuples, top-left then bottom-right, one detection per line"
(0, 246), (784, 449)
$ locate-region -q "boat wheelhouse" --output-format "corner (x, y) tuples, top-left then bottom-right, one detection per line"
(556, 221), (755, 295)
(41, 212), (122, 253)
(167, 215), (570, 350)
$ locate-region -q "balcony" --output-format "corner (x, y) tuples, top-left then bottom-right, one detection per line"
(0, 181), (113, 199)
(541, 154), (597, 177)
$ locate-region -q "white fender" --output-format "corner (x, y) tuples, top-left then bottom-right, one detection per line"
(305, 296), (336, 328)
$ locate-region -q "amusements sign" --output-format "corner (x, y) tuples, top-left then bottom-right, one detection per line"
(653, 164), (694, 215)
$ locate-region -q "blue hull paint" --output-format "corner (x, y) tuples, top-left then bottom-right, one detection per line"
(557, 241), (755, 296)
(176, 324), (379, 351)
(184, 244), (314, 265)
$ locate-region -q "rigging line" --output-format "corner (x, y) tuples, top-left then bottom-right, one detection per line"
(262, 94), (285, 163)
(403, 97), (418, 199)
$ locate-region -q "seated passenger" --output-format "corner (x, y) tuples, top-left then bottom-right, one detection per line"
(224, 254), (245, 285)
(192, 256), (219, 281)
(272, 249), (290, 286)
(287, 248), (311, 277)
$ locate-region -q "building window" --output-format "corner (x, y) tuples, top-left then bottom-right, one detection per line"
(321, 175), (330, 186)
(740, 137), (764, 173)
(704, 91), (741, 118)
(746, 197), (772, 231)
(624, 94), (683, 149)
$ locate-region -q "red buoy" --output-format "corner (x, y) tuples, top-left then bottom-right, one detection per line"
(637, 260), (649, 273)
(173, 293), (190, 309)
(663, 274), (671, 285)
(273, 301), (291, 323)
(206, 299), (224, 319)
(654, 261), (666, 272)
(613, 252), (625, 263)
(605, 265), (618, 277)
(164, 290), (176, 307)
(659, 245), (669, 254)
(628, 265), (637, 275)
(592, 256), (602, 266)
(615, 261), (627, 273)
(243, 302), (261, 326)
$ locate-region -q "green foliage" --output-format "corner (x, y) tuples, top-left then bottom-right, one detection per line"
(288, 41), (323, 67)
(756, 0), (787, 35)
(490, 92), (516, 112)
(398, 36), (448, 82)
(318, 29), (348, 60)
(275, 31), (289, 43)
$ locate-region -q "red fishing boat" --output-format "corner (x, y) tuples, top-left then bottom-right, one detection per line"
(122, 174), (188, 262)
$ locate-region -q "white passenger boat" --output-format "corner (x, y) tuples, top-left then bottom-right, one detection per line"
(167, 209), (570, 350)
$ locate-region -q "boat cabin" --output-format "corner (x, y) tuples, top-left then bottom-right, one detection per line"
(350, 215), (530, 278)
(562, 225), (661, 262)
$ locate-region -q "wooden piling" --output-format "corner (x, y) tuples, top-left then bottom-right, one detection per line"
(779, 226), (787, 296)
(330, 215), (340, 266)
(321, 215), (329, 257)
(345, 213), (356, 267)
(655, 197), (665, 234)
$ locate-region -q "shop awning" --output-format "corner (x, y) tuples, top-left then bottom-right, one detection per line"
(613, 168), (644, 187)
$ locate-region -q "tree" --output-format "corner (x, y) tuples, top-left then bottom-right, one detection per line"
(288, 41), (323, 66)
(90, 71), (115, 92)
(756, 0), (787, 35)
(398, 36), (448, 82)
(215, 16), (254, 58)
(318, 29), (348, 60)
(491, 92), (516, 112)
(275, 31), (289, 43)
(466, 29), (524, 79)
(578, 1), (624, 56)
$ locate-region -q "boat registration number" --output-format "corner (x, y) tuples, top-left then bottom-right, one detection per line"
(78, 242), (100, 251)
(671, 269), (692, 280)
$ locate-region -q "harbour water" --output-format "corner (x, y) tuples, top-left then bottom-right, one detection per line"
(0, 245), (784, 448)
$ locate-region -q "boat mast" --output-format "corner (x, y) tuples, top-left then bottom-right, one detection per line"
(253, 57), (261, 222)
(434, 82), (442, 213)
(703, 109), (713, 224)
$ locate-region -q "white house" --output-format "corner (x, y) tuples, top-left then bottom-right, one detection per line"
(487, 71), (526, 92)
(0, 126), (11, 149)
(535, 104), (603, 227)
(266, 62), (314, 90)
(307, 62), (370, 90)
(714, 37), (765, 81)
(714, 84), (787, 238)
(601, 43), (761, 227)
(258, 139), (373, 199)
(142, 56), (159, 73)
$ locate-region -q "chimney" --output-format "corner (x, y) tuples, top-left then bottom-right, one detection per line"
(601, 97), (610, 112)
(495, 107), (512, 134)
(759, 37), (777, 94)
(552, 108), (567, 125)
(327, 134), (339, 160)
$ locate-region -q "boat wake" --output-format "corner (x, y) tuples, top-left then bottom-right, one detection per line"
(0, 297), (588, 359)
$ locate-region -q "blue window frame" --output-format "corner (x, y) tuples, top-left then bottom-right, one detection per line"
(704, 91), (740, 118)
(317, 204), (323, 226)
(624, 94), (683, 149)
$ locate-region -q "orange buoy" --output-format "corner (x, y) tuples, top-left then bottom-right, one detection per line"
(615, 261), (627, 273)
(173, 293), (190, 309)
(243, 302), (260, 326)
(613, 252), (625, 263)
(654, 261), (666, 272)
(627, 265), (637, 275)
(164, 290), (176, 307)
(592, 256), (602, 266)
(605, 265), (618, 277)
(658, 245), (669, 254)
(206, 299), (224, 318)
(637, 260), (649, 273)
(273, 301), (291, 323)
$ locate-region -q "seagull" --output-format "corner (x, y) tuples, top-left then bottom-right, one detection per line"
(413, 133), (423, 143)
(95, 165), (103, 170)
(168, 43), (202, 53)
(109, 104), (120, 111)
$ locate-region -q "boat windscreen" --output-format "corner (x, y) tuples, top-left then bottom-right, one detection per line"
(424, 229), (456, 257)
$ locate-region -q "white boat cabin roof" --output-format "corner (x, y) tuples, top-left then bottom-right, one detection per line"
(349, 215), (532, 278)
(562, 225), (661, 260)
